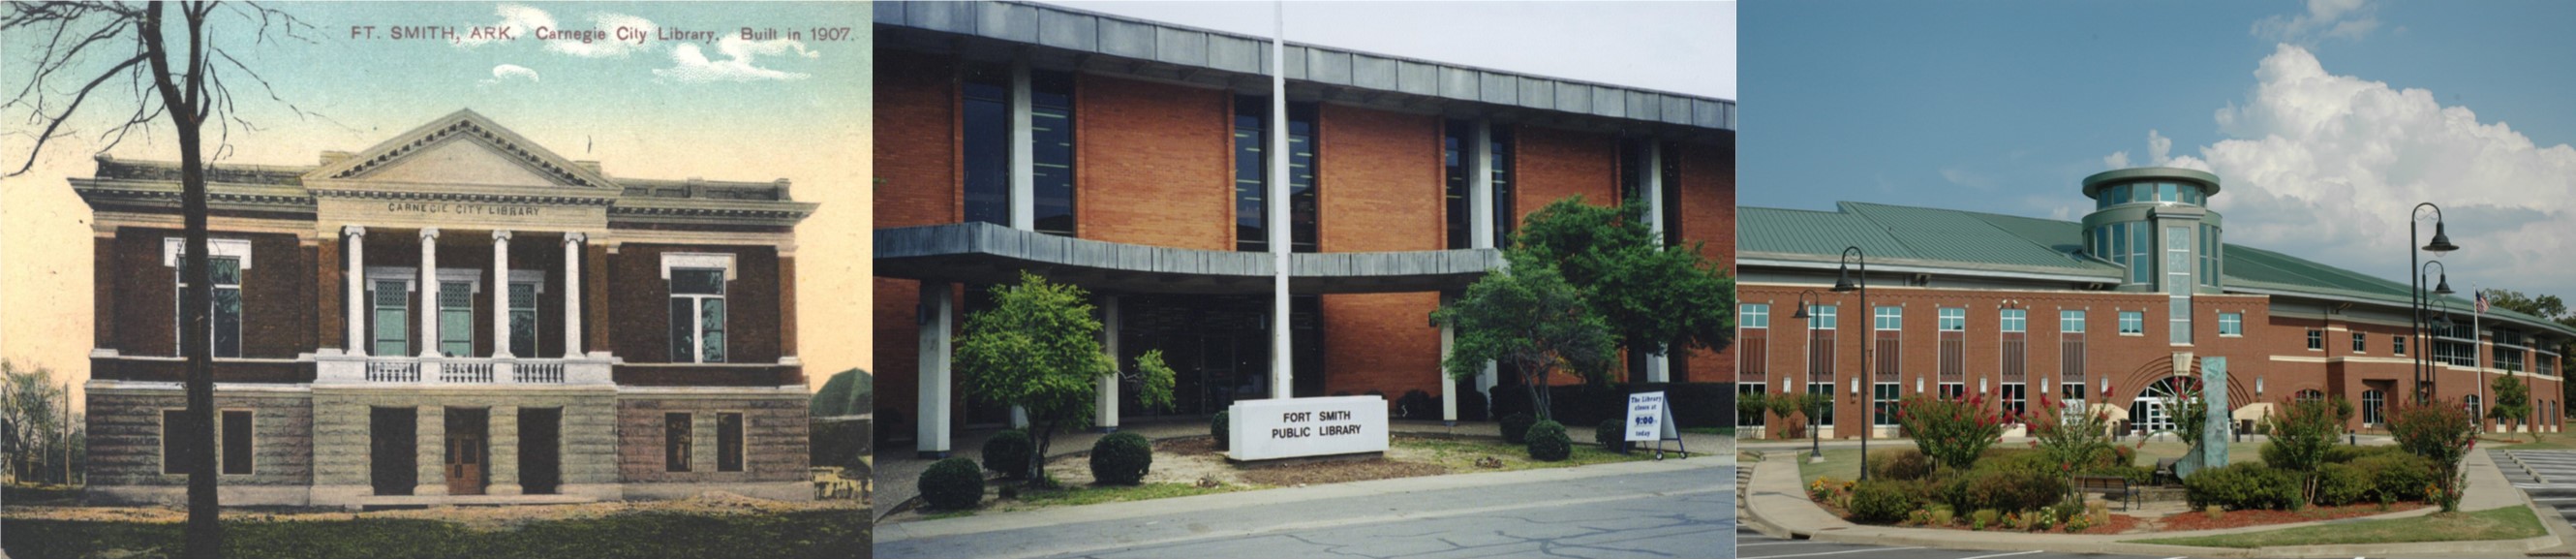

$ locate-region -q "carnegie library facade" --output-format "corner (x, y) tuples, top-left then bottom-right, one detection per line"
(74, 110), (818, 507)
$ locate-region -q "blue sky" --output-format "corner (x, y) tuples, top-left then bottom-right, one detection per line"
(1742, 0), (2576, 304)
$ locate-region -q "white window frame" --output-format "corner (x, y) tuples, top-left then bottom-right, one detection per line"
(172, 254), (248, 358)
(2218, 312), (2243, 337)
(1741, 303), (1769, 329)
(663, 253), (736, 364)
(665, 412), (695, 473)
(2307, 329), (2323, 352)
(2060, 310), (2085, 334)
(1938, 307), (1965, 331)
(716, 410), (748, 473)
(2352, 331), (2368, 354)
(2118, 311), (2144, 336)
(1875, 306), (1901, 331)
(160, 407), (256, 476)
(2000, 309), (2026, 333)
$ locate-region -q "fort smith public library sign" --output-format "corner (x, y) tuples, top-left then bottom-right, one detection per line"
(1227, 396), (1389, 461)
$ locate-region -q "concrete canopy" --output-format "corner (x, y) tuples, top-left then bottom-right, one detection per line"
(876, 223), (1503, 295)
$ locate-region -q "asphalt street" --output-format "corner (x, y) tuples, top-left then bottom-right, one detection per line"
(877, 461), (1733, 558)
(1732, 528), (2166, 560)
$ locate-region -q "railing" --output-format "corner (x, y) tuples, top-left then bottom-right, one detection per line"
(346, 356), (593, 385)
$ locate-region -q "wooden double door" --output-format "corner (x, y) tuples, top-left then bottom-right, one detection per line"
(445, 409), (487, 495)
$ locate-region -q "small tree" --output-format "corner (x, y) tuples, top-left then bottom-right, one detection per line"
(2, 360), (69, 483)
(1765, 390), (1806, 439)
(2028, 390), (2115, 487)
(1736, 391), (1768, 430)
(2492, 373), (2532, 433)
(1433, 264), (1616, 422)
(953, 271), (1174, 483)
(2263, 396), (2353, 505)
(2388, 398), (2480, 512)
(1509, 197), (1735, 381)
(1894, 389), (2008, 472)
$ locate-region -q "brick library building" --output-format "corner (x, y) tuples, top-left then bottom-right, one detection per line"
(872, 2), (1736, 455)
(76, 110), (817, 507)
(1736, 167), (2573, 439)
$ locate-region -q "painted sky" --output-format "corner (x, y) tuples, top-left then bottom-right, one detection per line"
(1039, 1), (1735, 100)
(1742, 0), (2576, 306)
(0, 2), (873, 403)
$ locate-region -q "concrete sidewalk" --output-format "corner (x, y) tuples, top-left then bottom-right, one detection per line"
(875, 418), (1733, 519)
(1738, 443), (2560, 558)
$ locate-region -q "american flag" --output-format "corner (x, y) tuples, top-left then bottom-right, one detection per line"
(2477, 291), (2490, 314)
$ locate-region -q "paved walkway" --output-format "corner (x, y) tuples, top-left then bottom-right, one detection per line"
(1738, 441), (2559, 558)
(875, 418), (1733, 520)
(876, 454), (1733, 558)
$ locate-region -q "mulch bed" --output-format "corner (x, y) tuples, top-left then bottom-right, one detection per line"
(2152, 502), (2431, 532)
(1812, 500), (2147, 534)
(1159, 436), (1220, 456)
(1240, 458), (1450, 486)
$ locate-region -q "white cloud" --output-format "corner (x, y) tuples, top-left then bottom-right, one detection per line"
(652, 37), (820, 83)
(548, 12), (656, 59)
(477, 64), (540, 86)
(2178, 44), (2576, 297)
(2146, 130), (2173, 166)
(2253, 0), (2381, 43)
(2102, 151), (2131, 170)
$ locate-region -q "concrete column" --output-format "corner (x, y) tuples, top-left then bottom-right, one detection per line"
(1097, 295), (1121, 432)
(492, 231), (513, 358)
(344, 226), (367, 356)
(414, 406), (447, 496)
(1469, 119), (1501, 398)
(1009, 57), (1035, 232)
(917, 281), (954, 457)
(417, 228), (442, 358)
(489, 406), (521, 495)
(562, 233), (584, 358)
(1441, 303), (1458, 424)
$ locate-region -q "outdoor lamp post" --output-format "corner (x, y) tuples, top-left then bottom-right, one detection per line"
(2421, 260), (2456, 404)
(1794, 289), (1825, 462)
(2409, 202), (2460, 404)
(1834, 246), (1870, 479)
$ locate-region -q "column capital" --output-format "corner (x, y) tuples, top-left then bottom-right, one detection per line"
(563, 232), (588, 244)
(492, 230), (513, 242)
(419, 227), (442, 240)
(342, 225), (366, 237)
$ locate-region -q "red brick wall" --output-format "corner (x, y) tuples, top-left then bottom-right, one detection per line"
(603, 244), (782, 365)
(875, 51), (959, 229)
(1075, 74), (1231, 250)
(1315, 104), (1445, 399)
(1676, 139), (1736, 384)
(1512, 125), (1618, 221)
(107, 229), (310, 358)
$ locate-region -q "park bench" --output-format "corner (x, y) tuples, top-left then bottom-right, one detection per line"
(2072, 474), (2135, 511)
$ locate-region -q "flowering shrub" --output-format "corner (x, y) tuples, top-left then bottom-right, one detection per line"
(2027, 391), (2116, 483)
(2261, 395), (2353, 504)
(2388, 397), (2479, 512)
(1896, 389), (2010, 472)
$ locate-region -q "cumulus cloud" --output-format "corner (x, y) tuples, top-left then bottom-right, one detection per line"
(651, 37), (820, 83)
(2254, 0), (2380, 43)
(2171, 44), (2576, 296)
(477, 64), (540, 86)
(2102, 151), (2131, 170)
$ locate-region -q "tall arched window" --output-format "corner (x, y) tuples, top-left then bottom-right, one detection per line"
(2128, 376), (2198, 435)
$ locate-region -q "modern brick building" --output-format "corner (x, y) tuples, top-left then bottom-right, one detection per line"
(75, 109), (815, 507)
(1737, 167), (2573, 439)
(872, 2), (1735, 455)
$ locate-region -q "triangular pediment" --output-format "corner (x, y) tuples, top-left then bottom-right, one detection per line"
(304, 109), (618, 190)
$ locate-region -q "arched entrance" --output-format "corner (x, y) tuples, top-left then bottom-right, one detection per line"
(2129, 376), (2199, 435)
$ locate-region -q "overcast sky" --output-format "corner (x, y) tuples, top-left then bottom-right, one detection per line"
(1742, 0), (2576, 308)
(1039, 1), (1735, 100)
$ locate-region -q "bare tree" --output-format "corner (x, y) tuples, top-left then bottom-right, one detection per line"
(5, 2), (316, 555)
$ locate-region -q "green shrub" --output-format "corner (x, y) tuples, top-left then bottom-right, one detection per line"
(2080, 464), (2157, 485)
(981, 429), (1034, 479)
(1211, 411), (1231, 450)
(1970, 509), (2001, 531)
(2314, 462), (2374, 506)
(1526, 420), (1573, 461)
(1501, 412), (1537, 444)
(1848, 479), (1926, 523)
(919, 457), (986, 511)
(2184, 462), (2299, 511)
(1596, 419), (1631, 453)
(1897, 391), (2009, 471)
(1947, 465), (2066, 513)
(1089, 432), (1153, 485)
(1927, 504), (1956, 526)
(2351, 453), (2434, 502)
(1869, 449), (1936, 481)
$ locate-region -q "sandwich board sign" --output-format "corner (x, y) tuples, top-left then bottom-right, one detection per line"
(1625, 391), (1684, 459)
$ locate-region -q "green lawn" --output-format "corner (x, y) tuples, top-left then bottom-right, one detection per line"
(2490, 431), (2576, 451)
(0, 510), (867, 558)
(1682, 427), (1735, 436)
(2128, 507), (2546, 548)
(1403, 436), (1660, 472)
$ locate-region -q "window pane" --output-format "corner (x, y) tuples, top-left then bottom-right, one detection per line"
(701, 298), (726, 363)
(1031, 69), (1078, 237)
(671, 269), (724, 295)
(163, 410), (189, 475)
(1235, 95), (1269, 252)
(208, 256), (242, 285)
(1288, 102), (1317, 253)
(963, 64), (1011, 227)
(222, 410), (253, 475)
(718, 413), (745, 472)
(1490, 126), (1516, 244)
(213, 287), (242, 358)
(1444, 120), (1470, 250)
(665, 413), (692, 472)
(670, 297), (695, 362)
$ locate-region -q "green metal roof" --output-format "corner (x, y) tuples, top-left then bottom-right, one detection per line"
(811, 368), (872, 418)
(1741, 202), (2576, 337)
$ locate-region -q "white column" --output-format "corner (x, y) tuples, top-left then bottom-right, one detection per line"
(562, 233), (585, 358)
(1097, 295), (1121, 431)
(1009, 57), (1035, 232)
(1268, 5), (1294, 401)
(492, 230), (513, 358)
(1441, 296), (1458, 424)
(343, 226), (367, 356)
(417, 228), (442, 358)
(917, 281), (955, 456)
(1470, 119), (1500, 395)
(1643, 141), (1671, 384)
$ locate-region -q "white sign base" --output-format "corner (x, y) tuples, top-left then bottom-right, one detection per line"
(1227, 396), (1391, 461)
